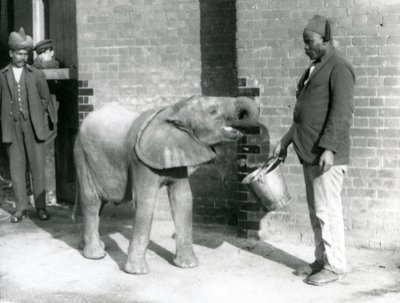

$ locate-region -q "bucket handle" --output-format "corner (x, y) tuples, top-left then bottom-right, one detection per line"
(260, 157), (282, 174)
(242, 157), (283, 185)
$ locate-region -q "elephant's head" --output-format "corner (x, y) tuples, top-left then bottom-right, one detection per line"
(135, 96), (259, 170)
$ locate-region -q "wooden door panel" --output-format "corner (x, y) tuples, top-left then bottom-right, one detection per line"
(47, 0), (77, 67)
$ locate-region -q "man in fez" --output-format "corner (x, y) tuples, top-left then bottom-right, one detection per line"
(273, 15), (356, 285)
(0, 28), (56, 222)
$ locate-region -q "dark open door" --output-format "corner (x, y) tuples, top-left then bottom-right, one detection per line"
(44, 0), (77, 68)
(44, 0), (79, 203)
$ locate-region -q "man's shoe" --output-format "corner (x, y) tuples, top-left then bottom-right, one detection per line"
(294, 260), (324, 277)
(10, 210), (28, 223)
(305, 269), (344, 286)
(36, 209), (50, 221)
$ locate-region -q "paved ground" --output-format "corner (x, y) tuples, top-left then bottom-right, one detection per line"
(1, 193), (400, 303)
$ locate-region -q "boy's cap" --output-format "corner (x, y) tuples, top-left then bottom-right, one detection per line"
(33, 39), (53, 53)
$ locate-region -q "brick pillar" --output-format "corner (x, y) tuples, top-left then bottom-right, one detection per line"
(236, 78), (267, 239)
(77, 80), (94, 123)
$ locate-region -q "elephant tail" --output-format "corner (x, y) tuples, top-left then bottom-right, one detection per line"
(71, 174), (81, 222)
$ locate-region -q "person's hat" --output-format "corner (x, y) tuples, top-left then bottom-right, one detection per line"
(8, 27), (33, 51)
(33, 39), (53, 53)
(304, 15), (331, 41)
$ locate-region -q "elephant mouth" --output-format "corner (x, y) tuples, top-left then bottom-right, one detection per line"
(222, 126), (243, 140)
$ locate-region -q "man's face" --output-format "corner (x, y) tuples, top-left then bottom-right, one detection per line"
(303, 30), (327, 60)
(37, 48), (54, 62)
(9, 49), (29, 68)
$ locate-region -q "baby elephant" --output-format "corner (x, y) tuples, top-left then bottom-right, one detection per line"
(74, 95), (259, 274)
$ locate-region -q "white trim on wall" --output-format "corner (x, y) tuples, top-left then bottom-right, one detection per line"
(32, 0), (45, 45)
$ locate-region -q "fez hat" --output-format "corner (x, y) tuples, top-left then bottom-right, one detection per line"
(33, 39), (53, 53)
(8, 28), (33, 51)
(304, 15), (332, 41)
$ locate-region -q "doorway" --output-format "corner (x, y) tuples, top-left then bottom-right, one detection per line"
(0, 0), (79, 204)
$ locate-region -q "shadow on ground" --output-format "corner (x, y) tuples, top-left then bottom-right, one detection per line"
(2, 189), (400, 303)
(1, 198), (306, 273)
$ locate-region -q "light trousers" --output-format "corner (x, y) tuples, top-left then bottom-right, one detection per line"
(303, 164), (347, 273)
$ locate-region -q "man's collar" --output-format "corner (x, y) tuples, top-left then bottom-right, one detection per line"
(2, 63), (33, 72)
(2, 63), (33, 73)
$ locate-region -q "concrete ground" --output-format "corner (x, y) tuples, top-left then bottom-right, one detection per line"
(1, 194), (400, 303)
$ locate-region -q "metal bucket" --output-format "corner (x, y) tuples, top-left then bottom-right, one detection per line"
(242, 158), (292, 212)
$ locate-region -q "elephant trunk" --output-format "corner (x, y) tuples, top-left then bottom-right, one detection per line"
(231, 97), (260, 127)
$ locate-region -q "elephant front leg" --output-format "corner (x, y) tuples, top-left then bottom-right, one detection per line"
(124, 189), (158, 275)
(168, 179), (199, 269)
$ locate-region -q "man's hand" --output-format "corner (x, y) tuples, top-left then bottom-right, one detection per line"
(272, 141), (287, 162)
(319, 149), (334, 172)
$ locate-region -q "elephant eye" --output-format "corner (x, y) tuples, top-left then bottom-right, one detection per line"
(210, 109), (218, 115)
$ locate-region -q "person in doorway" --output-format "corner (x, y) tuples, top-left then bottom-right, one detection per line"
(273, 15), (355, 286)
(33, 39), (60, 205)
(0, 28), (55, 222)
(33, 39), (61, 69)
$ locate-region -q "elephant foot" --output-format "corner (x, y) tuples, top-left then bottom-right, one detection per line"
(83, 241), (106, 259)
(124, 259), (149, 275)
(173, 249), (199, 268)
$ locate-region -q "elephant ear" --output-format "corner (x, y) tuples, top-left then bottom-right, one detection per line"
(135, 108), (216, 170)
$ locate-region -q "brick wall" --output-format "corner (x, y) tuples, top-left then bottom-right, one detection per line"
(76, 0), (202, 220)
(75, 0), (243, 223)
(236, 1), (400, 248)
(76, 0), (202, 112)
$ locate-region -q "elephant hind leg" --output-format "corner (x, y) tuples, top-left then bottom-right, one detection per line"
(81, 191), (106, 259)
(75, 150), (106, 259)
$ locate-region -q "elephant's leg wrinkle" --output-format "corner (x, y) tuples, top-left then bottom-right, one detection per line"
(168, 179), (199, 269)
(124, 186), (158, 275)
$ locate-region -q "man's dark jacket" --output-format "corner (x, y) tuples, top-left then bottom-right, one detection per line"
(0, 64), (55, 142)
(282, 49), (356, 165)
